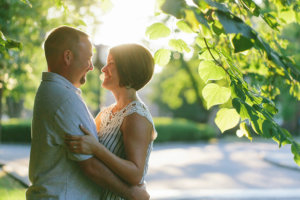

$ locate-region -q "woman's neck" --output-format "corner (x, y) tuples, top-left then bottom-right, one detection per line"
(112, 88), (138, 111)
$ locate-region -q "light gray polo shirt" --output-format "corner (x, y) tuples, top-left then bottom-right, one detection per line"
(26, 72), (101, 200)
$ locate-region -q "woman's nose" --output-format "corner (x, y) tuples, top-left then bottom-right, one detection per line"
(101, 65), (107, 73)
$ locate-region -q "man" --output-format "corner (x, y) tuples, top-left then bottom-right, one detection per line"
(26, 26), (149, 200)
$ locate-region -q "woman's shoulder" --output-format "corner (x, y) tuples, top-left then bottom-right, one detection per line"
(126, 100), (149, 113)
(124, 100), (153, 121)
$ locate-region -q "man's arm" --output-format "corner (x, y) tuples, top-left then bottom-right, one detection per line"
(78, 157), (149, 200)
(55, 97), (149, 200)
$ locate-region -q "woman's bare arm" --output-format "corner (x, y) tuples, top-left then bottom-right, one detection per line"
(65, 113), (153, 185)
(92, 113), (153, 185)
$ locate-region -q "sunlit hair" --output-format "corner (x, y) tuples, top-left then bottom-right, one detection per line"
(109, 44), (154, 91)
(44, 26), (89, 66)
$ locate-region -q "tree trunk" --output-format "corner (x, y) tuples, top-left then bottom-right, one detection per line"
(179, 54), (208, 118)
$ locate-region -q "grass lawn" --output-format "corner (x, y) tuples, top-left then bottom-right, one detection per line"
(0, 170), (26, 200)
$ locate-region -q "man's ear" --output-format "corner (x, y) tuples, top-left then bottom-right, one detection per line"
(63, 50), (73, 66)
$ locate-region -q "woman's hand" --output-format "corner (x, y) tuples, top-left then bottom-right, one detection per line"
(64, 125), (99, 155)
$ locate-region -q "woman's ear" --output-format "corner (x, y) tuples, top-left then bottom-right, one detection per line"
(63, 50), (73, 66)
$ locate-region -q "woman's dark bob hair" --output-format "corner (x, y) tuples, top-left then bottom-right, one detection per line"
(109, 44), (154, 91)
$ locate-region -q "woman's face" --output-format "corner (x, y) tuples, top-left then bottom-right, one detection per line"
(101, 53), (120, 90)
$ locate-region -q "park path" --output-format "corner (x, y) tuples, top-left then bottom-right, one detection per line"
(0, 138), (300, 200)
(146, 139), (300, 199)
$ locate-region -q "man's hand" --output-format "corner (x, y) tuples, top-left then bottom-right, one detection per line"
(129, 185), (150, 200)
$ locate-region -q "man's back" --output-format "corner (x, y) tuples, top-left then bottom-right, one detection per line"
(26, 72), (100, 200)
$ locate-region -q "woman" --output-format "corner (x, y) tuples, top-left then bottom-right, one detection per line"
(65, 43), (157, 199)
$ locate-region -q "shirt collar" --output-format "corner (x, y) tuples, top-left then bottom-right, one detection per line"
(42, 72), (82, 95)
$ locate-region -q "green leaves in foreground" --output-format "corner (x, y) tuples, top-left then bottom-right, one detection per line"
(292, 142), (300, 166)
(154, 49), (171, 66)
(146, 23), (170, 40)
(168, 39), (190, 53)
(148, 0), (300, 166)
(215, 108), (240, 133)
(19, 0), (32, 7)
(198, 60), (227, 83)
(0, 31), (22, 52)
(236, 122), (252, 141)
(202, 83), (231, 109)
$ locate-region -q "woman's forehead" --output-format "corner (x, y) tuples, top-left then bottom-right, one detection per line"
(107, 53), (114, 61)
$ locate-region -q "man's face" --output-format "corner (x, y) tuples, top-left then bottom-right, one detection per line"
(71, 37), (94, 87)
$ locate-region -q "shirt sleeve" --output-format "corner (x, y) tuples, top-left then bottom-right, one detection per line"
(54, 94), (98, 161)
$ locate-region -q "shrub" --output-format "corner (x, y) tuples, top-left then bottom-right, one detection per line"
(153, 117), (217, 142)
(1, 119), (31, 143)
(0, 117), (217, 143)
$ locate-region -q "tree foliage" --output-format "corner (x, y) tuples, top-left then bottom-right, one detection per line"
(150, 52), (209, 122)
(0, 0), (103, 117)
(147, 0), (300, 165)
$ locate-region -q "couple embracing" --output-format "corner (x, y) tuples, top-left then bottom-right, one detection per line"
(26, 25), (156, 200)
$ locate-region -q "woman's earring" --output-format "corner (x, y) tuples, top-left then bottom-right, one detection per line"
(126, 85), (131, 89)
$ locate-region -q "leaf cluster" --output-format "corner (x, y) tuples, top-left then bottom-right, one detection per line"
(146, 0), (300, 165)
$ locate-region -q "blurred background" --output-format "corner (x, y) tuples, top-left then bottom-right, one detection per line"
(0, 0), (299, 199)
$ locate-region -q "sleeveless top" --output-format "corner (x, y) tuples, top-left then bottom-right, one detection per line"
(98, 100), (156, 200)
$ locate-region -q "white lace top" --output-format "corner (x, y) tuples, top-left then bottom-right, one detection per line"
(98, 100), (155, 200)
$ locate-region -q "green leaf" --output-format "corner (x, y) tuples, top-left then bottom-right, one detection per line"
(161, 0), (186, 19)
(0, 31), (6, 46)
(0, 31), (22, 50)
(261, 119), (275, 138)
(195, 37), (206, 47)
(279, 9), (296, 23)
(184, 9), (200, 31)
(261, 13), (280, 31)
(19, 0), (32, 7)
(216, 11), (256, 39)
(291, 142), (300, 166)
(204, 0), (229, 13)
(231, 34), (254, 53)
(236, 122), (252, 141)
(250, 116), (264, 135)
(154, 49), (171, 66)
(231, 80), (246, 101)
(199, 48), (219, 60)
(232, 98), (257, 121)
(215, 108), (240, 132)
(146, 23), (171, 40)
(198, 60), (227, 83)
(168, 39), (190, 53)
(5, 39), (22, 49)
(202, 83), (231, 109)
(176, 20), (194, 33)
(273, 128), (292, 147)
(212, 21), (225, 35)
(240, 0), (261, 16)
(200, 23), (212, 38)
(262, 102), (278, 116)
(191, 7), (209, 28)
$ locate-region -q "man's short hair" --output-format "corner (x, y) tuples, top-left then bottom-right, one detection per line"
(44, 26), (89, 65)
(109, 44), (154, 91)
